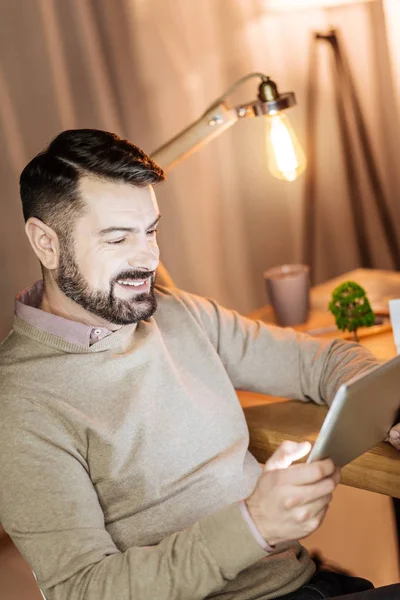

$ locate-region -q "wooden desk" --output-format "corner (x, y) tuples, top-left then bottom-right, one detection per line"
(238, 269), (400, 498)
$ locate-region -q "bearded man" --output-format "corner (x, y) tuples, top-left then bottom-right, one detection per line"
(1, 129), (399, 600)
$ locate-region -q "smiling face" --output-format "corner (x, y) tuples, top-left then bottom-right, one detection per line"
(55, 175), (161, 325)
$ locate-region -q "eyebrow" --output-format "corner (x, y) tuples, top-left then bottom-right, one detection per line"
(97, 215), (161, 236)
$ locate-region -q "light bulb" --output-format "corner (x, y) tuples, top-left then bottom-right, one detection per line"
(265, 112), (307, 182)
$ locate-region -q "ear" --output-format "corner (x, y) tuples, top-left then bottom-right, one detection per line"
(25, 218), (60, 270)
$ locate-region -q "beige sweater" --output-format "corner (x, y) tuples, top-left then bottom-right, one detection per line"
(0, 286), (378, 600)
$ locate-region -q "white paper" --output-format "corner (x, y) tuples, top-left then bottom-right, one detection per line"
(389, 299), (400, 355)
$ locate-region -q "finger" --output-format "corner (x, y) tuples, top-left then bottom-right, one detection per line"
(293, 495), (332, 525)
(265, 441), (311, 472)
(313, 503), (330, 526)
(283, 471), (340, 509)
(279, 458), (337, 486)
(389, 425), (400, 449)
(301, 505), (330, 538)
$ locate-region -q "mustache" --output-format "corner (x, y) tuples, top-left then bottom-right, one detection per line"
(112, 270), (155, 283)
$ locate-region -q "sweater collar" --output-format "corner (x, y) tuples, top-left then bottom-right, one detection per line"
(14, 281), (136, 352)
(12, 315), (138, 353)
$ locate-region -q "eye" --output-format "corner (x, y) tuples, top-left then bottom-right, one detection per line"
(107, 238), (126, 245)
(147, 229), (158, 237)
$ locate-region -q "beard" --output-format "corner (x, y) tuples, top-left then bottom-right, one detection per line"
(55, 243), (157, 325)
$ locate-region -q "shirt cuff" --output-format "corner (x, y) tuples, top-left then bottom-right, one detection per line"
(238, 500), (275, 552)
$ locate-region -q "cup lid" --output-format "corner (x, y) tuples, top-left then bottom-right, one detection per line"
(263, 264), (310, 279)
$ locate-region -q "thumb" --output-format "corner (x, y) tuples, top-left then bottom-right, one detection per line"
(265, 440), (312, 472)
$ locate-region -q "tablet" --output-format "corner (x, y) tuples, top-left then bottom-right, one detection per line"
(307, 354), (400, 467)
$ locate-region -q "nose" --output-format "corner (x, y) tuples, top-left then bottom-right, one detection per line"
(127, 237), (159, 272)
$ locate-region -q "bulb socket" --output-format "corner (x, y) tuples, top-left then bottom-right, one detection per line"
(258, 78), (280, 103)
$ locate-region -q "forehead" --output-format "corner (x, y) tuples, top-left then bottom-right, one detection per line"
(78, 176), (159, 228)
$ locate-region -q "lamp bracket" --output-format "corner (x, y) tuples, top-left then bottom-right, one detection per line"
(234, 92), (296, 119)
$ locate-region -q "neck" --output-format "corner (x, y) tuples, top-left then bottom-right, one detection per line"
(40, 277), (122, 332)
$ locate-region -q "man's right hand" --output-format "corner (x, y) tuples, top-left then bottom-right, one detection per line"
(245, 441), (341, 547)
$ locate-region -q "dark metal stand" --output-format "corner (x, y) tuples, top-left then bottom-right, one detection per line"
(303, 29), (400, 282)
(303, 29), (400, 560)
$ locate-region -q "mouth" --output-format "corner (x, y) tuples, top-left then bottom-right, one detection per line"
(116, 277), (151, 294)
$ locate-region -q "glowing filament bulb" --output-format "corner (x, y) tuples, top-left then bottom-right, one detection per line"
(265, 112), (307, 182)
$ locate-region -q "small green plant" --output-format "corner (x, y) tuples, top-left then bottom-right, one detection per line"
(328, 281), (375, 342)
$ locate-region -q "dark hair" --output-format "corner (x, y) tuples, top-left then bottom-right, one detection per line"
(20, 129), (165, 237)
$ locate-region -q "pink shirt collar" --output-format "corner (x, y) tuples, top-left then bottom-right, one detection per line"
(15, 281), (112, 348)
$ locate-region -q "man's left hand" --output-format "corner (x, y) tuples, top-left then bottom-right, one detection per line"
(389, 423), (400, 450)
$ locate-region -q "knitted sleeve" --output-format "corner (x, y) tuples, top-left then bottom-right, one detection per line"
(170, 288), (379, 406)
(0, 397), (266, 600)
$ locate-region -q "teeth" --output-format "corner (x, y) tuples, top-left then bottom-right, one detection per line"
(117, 280), (145, 287)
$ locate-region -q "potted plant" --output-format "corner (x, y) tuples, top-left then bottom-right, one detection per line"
(328, 281), (375, 342)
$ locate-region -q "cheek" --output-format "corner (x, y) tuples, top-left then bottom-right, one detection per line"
(77, 247), (118, 287)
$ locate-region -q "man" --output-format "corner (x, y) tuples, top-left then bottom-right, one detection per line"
(0, 129), (399, 600)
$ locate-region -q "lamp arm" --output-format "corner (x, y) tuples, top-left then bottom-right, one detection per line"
(151, 73), (270, 172)
(150, 102), (238, 172)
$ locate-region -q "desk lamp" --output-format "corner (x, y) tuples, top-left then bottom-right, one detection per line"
(151, 73), (306, 287)
(151, 72), (306, 183)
